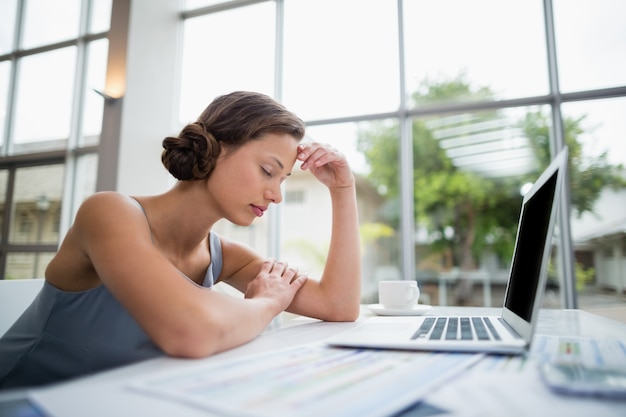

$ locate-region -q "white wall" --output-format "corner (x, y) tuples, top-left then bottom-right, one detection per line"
(571, 188), (626, 241)
(117, 0), (181, 195)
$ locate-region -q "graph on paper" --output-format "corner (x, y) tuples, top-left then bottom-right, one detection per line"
(128, 344), (482, 417)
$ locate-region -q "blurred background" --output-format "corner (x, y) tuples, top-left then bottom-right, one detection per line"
(0, 0), (624, 321)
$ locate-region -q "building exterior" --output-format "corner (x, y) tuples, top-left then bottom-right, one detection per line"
(573, 189), (626, 293)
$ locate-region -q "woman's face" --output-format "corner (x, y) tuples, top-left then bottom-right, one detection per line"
(207, 132), (300, 226)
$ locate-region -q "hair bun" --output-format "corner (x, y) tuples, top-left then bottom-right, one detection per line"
(161, 122), (220, 180)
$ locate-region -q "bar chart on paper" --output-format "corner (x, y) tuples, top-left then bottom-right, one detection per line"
(531, 335), (626, 370)
(128, 344), (482, 417)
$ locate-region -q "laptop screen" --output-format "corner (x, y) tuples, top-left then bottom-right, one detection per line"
(504, 170), (558, 322)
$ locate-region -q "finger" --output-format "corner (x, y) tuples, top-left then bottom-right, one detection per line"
(284, 266), (298, 280)
(297, 142), (325, 161)
(300, 145), (338, 169)
(291, 273), (308, 288)
(310, 151), (343, 168)
(291, 271), (306, 282)
(260, 258), (275, 273)
(270, 260), (288, 275)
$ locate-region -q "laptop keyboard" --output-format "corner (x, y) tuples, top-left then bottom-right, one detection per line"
(411, 317), (503, 341)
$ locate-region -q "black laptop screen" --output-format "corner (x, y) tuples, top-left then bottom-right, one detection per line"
(504, 170), (558, 322)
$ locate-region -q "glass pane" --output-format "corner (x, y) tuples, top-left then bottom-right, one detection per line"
(179, 3), (275, 124)
(22, 0), (81, 49)
(6, 252), (56, 279)
(283, 0), (400, 121)
(0, 0), (18, 54)
(90, 0), (113, 33)
(9, 164), (64, 245)
(12, 47), (76, 151)
(360, 102), (553, 306)
(421, 106), (548, 307)
(305, 122), (402, 304)
(404, 0), (548, 106)
(72, 153), (98, 220)
(554, 0), (626, 92)
(0, 61), (10, 153)
(566, 97), (626, 311)
(82, 39), (109, 145)
(0, 169), (7, 240)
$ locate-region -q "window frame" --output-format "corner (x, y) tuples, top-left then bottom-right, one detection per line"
(180, 0), (626, 308)
(0, 0), (107, 278)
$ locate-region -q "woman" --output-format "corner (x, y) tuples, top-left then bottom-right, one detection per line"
(0, 91), (361, 389)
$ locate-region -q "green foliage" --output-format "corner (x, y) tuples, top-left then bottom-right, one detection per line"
(360, 222), (395, 244)
(547, 261), (595, 291)
(357, 74), (626, 270)
(283, 239), (328, 269)
(575, 263), (595, 291)
(521, 110), (626, 217)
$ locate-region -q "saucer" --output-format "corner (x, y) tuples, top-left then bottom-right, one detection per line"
(367, 304), (432, 316)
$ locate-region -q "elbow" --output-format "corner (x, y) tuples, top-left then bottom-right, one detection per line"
(325, 301), (361, 322)
(160, 339), (214, 360)
(158, 330), (220, 359)
(320, 284), (361, 322)
(154, 316), (230, 359)
(338, 305), (361, 322)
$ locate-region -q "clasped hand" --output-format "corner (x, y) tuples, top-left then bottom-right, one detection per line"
(244, 259), (307, 312)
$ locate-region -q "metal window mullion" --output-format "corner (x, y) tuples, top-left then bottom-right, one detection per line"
(2, 0), (27, 156)
(69, 1), (90, 151)
(303, 85), (626, 128)
(0, 168), (16, 278)
(397, 0), (415, 282)
(180, 0), (270, 19)
(59, 0), (92, 237)
(268, 0), (285, 260)
(0, 0), (26, 277)
(2, 59), (19, 157)
(543, 0), (576, 309)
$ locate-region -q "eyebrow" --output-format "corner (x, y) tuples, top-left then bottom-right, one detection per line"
(272, 156), (291, 176)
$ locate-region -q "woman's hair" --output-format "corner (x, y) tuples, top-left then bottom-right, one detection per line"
(162, 91), (306, 181)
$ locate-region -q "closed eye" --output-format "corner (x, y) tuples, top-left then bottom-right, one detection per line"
(261, 167), (272, 178)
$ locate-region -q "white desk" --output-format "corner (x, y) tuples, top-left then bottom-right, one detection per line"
(13, 307), (626, 417)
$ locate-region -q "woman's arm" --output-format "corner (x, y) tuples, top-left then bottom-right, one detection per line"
(74, 193), (306, 358)
(221, 143), (361, 321)
(286, 143), (362, 321)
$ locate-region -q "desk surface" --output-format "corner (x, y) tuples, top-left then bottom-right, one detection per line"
(13, 307), (626, 417)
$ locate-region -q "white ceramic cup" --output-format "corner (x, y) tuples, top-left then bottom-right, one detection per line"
(378, 280), (420, 309)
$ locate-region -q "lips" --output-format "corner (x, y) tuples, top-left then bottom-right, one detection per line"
(251, 205), (266, 217)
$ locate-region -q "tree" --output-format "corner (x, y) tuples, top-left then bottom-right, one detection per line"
(522, 110), (626, 216)
(357, 75), (626, 291)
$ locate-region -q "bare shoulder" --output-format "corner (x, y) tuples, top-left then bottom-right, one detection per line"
(76, 192), (140, 220)
(47, 192), (149, 290)
(74, 192), (147, 235)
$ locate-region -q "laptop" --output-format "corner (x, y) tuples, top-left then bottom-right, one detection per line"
(328, 147), (568, 355)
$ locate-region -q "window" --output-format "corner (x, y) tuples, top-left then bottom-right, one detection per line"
(179, 2), (276, 123)
(282, 0), (400, 121)
(179, 0), (626, 311)
(553, 0), (626, 92)
(0, 0), (110, 279)
(404, 0), (549, 105)
(285, 189), (305, 204)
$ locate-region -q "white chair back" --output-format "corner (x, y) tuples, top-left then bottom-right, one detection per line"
(0, 279), (44, 337)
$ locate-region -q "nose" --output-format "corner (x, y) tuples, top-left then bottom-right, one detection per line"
(264, 183), (283, 204)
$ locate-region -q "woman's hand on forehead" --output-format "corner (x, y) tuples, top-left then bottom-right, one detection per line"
(297, 142), (354, 189)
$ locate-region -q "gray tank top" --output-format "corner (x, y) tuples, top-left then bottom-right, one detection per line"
(0, 202), (222, 389)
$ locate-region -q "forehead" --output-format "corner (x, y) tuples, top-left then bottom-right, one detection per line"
(240, 133), (300, 163)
